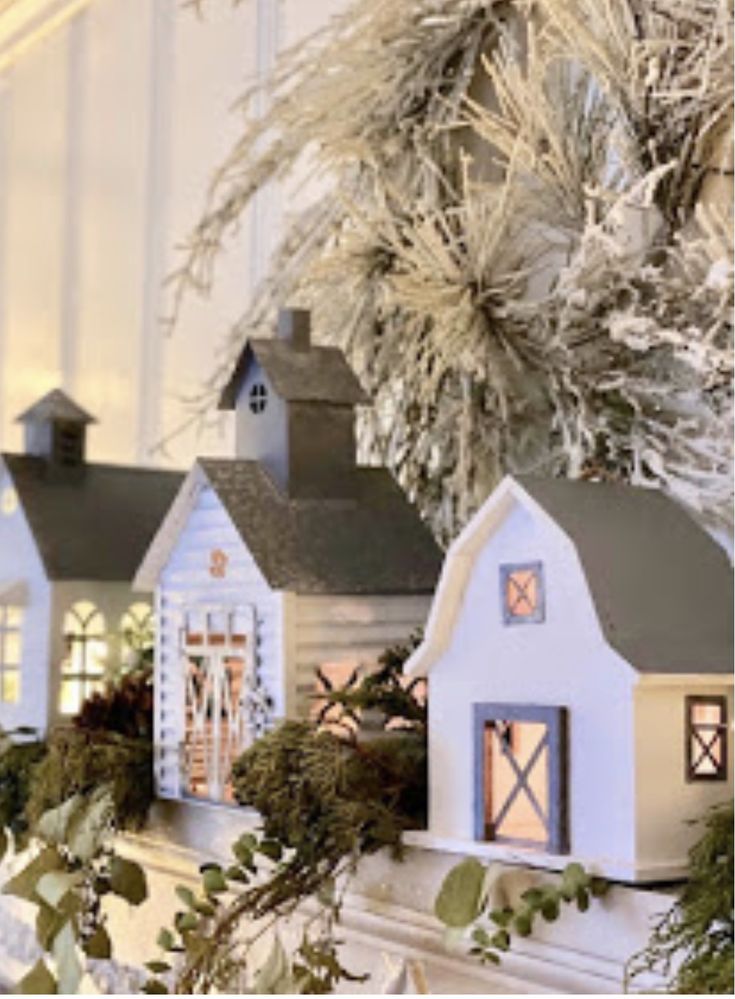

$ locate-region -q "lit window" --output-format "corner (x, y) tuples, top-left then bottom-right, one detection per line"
(0, 605), (23, 703)
(686, 697), (728, 781)
(475, 703), (568, 854)
(500, 562), (545, 624)
(248, 382), (268, 414)
(120, 603), (154, 669)
(59, 601), (107, 715)
(182, 607), (264, 803)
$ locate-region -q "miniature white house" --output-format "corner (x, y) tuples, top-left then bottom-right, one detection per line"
(135, 309), (442, 804)
(405, 474), (733, 882)
(0, 389), (182, 734)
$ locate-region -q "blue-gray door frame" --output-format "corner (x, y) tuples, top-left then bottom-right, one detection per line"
(473, 702), (569, 855)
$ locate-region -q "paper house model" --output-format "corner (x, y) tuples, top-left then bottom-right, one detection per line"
(0, 389), (182, 735)
(405, 475), (733, 882)
(135, 309), (442, 804)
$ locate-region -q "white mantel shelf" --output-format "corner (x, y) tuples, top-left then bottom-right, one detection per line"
(1, 799), (674, 994)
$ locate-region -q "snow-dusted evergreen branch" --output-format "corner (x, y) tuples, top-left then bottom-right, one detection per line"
(172, 0), (732, 542)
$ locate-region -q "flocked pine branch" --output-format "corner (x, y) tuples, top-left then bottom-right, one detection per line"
(170, 0), (733, 543)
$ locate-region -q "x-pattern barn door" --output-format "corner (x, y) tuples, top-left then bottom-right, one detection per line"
(182, 606), (256, 803)
(474, 703), (568, 854)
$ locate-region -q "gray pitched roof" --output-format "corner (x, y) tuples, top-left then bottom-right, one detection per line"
(16, 389), (96, 425)
(198, 458), (442, 594)
(517, 476), (733, 674)
(2, 453), (183, 581)
(219, 339), (369, 409)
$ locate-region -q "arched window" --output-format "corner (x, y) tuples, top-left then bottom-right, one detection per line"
(0, 604), (22, 703)
(119, 602), (154, 669)
(59, 601), (107, 715)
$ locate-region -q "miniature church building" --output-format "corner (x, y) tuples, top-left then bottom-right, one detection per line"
(135, 309), (442, 804)
(405, 475), (733, 883)
(0, 389), (182, 734)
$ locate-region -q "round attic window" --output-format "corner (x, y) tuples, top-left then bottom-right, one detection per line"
(249, 382), (268, 414)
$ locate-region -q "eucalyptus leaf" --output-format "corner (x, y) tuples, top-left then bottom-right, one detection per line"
(175, 885), (197, 909)
(434, 858), (486, 928)
(36, 870), (82, 909)
(562, 862), (590, 893)
(83, 924), (112, 960)
(176, 911), (198, 932)
(259, 839), (283, 862)
(52, 920), (82, 995)
(35, 796), (84, 845)
(109, 856), (148, 905)
(146, 960), (171, 974)
(67, 791), (115, 862)
(3, 847), (64, 901)
(253, 935), (293, 994)
(36, 901), (66, 952)
(143, 980), (169, 994)
(157, 927), (175, 951)
(17, 958), (58, 994)
(202, 866), (228, 895)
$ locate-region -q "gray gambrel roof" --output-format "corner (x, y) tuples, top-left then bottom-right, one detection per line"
(2, 453), (183, 581)
(219, 339), (369, 409)
(136, 458), (442, 595)
(407, 475), (733, 679)
(517, 476), (733, 674)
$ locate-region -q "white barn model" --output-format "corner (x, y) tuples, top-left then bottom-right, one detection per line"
(405, 475), (733, 883)
(135, 309), (442, 805)
(0, 390), (182, 735)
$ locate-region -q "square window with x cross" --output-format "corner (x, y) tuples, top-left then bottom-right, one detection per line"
(500, 562), (545, 624)
(686, 696), (728, 782)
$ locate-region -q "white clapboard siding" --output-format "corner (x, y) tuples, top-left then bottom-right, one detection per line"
(289, 594), (432, 718)
(155, 484), (280, 798)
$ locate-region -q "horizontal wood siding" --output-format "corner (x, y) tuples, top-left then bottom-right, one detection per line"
(290, 594), (432, 717)
(155, 484), (280, 798)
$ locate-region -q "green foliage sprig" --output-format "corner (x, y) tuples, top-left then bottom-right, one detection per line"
(626, 802), (734, 995)
(143, 830), (367, 994)
(0, 727), (46, 850)
(146, 637), (426, 993)
(3, 789), (148, 994)
(25, 669), (155, 832)
(315, 633), (426, 731)
(434, 858), (609, 966)
(25, 727), (153, 833)
(73, 668), (154, 741)
(230, 719), (426, 916)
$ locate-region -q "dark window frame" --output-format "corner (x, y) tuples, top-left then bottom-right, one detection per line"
(473, 702), (569, 854)
(685, 695), (728, 782)
(500, 561), (545, 625)
(248, 382), (269, 414)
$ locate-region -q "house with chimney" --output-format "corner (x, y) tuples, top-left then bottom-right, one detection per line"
(0, 389), (183, 735)
(135, 308), (442, 805)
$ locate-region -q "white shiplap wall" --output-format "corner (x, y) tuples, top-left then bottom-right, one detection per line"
(0, 0), (349, 470)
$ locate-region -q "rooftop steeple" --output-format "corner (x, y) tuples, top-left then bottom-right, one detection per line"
(16, 389), (96, 470)
(219, 308), (368, 499)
